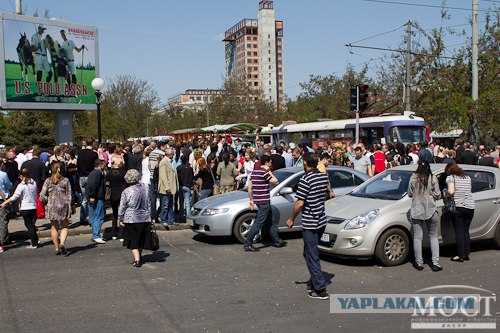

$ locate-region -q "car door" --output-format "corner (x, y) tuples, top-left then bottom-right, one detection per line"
(463, 169), (499, 239)
(271, 174), (302, 231)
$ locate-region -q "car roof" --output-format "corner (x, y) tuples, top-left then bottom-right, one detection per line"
(277, 166), (370, 179)
(384, 164), (500, 174)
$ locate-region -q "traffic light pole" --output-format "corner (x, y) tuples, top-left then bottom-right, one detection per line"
(355, 85), (360, 144)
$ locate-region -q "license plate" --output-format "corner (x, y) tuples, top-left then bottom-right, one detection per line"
(187, 219), (195, 227)
(321, 233), (330, 243)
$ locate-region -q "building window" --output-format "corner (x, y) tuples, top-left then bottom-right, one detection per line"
(278, 74), (283, 79)
(254, 66), (258, 71)
(268, 57), (271, 62)
(248, 59), (252, 64)
(196, 96), (201, 101)
(278, 60), (282, 64)
(253, 44), (257, 48)
(277, 38), (282, 42)
(269, 65), (271, 69)
(278, 67), (282, 72)
(247, 44), (251, 49)
(189, 97), (194, 101)
(203, 96), (208, 101)
(254, 59), (258, 63)
(248, 74), (252, 79)
(279, 82), (282, 87)
(247, 51), (251, 56)
(269, 81), (272, 85)
(254, 82), (258, 86)
(247, 36), (251, 40)
(253, 52), (257, 56)
(268, 34), (271, 38)
(253, 36), (257, 41)
(253, 74), (258, 79)
(269, 73), (271, 77)
(278, 45), (282, 50)
(278, 52), (282, 57)
(268, 50), (271, 54)
(247, 66), (252, 71)
(268, 42), (271, 47)
(279, 90), (283, 94)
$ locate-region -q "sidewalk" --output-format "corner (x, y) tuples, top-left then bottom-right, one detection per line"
(8, 206), (190, 241)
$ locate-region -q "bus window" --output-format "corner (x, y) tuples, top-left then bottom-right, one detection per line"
(389, 126), (426, 145)
(361, 127), (384, 144)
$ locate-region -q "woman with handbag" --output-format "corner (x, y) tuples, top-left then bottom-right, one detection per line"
(445, 163), (475, 262)
(118, 169), (153, 268)
(40, 161), (72, 256)
(1, 168), (38, 249)
(408, 160), (442, 272)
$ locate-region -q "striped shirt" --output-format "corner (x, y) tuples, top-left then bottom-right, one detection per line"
(148, 148), (165, 179)
(296, 169), (329, 229)
(446, 175), (475, 210)
(250, 167), (272, 204)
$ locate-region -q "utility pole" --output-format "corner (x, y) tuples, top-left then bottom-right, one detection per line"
(405, 21), (411, 112)
(15, 0), (22, 14)
(471, 0), (479, 146)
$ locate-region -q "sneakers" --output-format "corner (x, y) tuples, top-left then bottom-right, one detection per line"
(92, 238), (106, 244)
(26, 245), (38, 249)
(308, 290), (329, 300)
(119, 238), (124, 243)
(0, 246), (4, 253)
(243, 245), (260, 252)
(431, 264), (443, 272)
(112, 236), (118, 240)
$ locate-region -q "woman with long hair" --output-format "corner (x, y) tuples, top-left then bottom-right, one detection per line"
(106, 155), (128, 240)
(217, 153), (238, 193)
(408, 160), (442, 271)
(445, 163), (475, 262)
(194, 157), (215, 201)
(40, 161), (72, 256)
(1, 169), (38, 249)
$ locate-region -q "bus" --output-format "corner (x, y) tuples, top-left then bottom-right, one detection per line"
(264, 112), (428, 148)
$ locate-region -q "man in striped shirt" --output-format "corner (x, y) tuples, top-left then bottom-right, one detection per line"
(286, 153), (330, 300)
(244, 155), (287, 252)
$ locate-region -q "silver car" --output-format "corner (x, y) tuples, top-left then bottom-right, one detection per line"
(189, 166), (369, 243)
(319, 164), (500, 266)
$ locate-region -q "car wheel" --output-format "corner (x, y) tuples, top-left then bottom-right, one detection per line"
(374, 228), (410, 266)
(233, 212), (257, 244)
(493, 222), (500, 250)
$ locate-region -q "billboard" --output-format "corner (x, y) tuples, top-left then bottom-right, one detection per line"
(0, 13), (99, 110)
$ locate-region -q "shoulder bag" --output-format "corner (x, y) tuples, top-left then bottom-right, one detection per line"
(443, 176), (457, 215)
(209, 167), (220, 196)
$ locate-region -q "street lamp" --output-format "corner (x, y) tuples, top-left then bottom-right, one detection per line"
(91, 78), (105, 144)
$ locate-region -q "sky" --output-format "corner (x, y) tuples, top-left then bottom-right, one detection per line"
(1, 0), (496, 105)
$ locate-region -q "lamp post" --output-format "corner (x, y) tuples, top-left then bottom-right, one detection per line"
(91, 78), (105, 144)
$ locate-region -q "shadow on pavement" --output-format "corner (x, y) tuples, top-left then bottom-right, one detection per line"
(142, 251), (170, 263)
(191, 233), (237, 245)
(65, 243), (97, 256)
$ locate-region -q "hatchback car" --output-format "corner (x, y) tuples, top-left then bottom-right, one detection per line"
(189, 166), (369, 243)
(319, 164), (500, 266)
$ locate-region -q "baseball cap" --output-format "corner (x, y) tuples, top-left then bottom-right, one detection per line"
(38, 26), (46, 31)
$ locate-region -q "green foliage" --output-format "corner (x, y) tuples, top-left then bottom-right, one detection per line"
(1, 110), (55, 148)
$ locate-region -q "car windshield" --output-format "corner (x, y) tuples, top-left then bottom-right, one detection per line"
(240, 169), (298, 192)
(349, 170), (413, 200)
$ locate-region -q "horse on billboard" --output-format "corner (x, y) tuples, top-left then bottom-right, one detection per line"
(16, 33), (35, 81)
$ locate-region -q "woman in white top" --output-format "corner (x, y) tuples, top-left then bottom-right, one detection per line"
(1, 168), (38, 248)
(236, 150), (256, 189)
(445, 163), (475, 262)
(141, 149), (151, 186)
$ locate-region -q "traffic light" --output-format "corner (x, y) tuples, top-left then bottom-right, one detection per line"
(349, 84), (358, 111)
(358, 84), (369, 111)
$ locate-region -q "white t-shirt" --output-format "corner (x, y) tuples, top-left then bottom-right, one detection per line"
(61, 39), (76, 60)
(141, 158), (151, 185)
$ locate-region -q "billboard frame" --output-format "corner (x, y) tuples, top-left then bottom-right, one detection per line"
(0, 12), (99, 110)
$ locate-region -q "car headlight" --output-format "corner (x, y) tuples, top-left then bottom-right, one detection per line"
(201, 208), (229, 216)
(344, 209), (380, 230)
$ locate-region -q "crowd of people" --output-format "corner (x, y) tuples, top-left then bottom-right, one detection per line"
(0, 136), (496, 295)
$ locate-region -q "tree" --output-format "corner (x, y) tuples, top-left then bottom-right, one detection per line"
(1, 110), (55, 148)
(99, 75), (160, 141)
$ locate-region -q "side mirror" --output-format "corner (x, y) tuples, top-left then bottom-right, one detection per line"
(280, 187), (293, 195)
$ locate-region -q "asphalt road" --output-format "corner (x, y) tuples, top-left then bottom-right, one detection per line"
(0, 230), (498, 333)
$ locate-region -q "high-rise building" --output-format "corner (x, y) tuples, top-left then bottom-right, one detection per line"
(223, 0), (284, 108)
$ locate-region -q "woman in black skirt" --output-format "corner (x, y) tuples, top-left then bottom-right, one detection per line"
(118, 169), (153, 267)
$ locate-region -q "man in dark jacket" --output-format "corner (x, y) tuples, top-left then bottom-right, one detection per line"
(21, 148), (47, 193)
(127, 145), (143, 174)
(270, 146), (286, 171)
(77, 139), (99, 225)
(418, 141), (434, 164)
(86, 159), (106, 243)
(460, 143), (478, 165)
(176, 155), (193, 222)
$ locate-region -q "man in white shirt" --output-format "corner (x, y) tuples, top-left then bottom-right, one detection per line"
(60, 29), (85, 84)
(31, 26), (52, 82)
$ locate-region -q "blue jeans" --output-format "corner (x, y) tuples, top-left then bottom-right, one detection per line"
(411, 212), (440, 266)
(179, 186), (192, 219)
(89, 199), (105, 240)
(303, 226), (327, 292)
(199, 189), (212, 201)
(149, 183), (160, 219)
(244, 203), (281, 247)
(79, 176), (89, 223)
(159, 193), (175, 225)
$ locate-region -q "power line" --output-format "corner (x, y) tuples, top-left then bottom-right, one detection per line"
(346, 43), (461, 60)
(350, 24), (405, 44)
(360, 0), (499, 13)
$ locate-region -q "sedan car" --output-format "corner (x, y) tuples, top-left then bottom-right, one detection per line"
(319, 164), (500, 266)
(189, 166), (369, 243)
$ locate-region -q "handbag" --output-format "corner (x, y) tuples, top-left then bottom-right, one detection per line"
(105, 180), (111, 201)
(150, 224), (160, 251)
(443, 176), (457, 215)
(36, 197), (45, 219)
